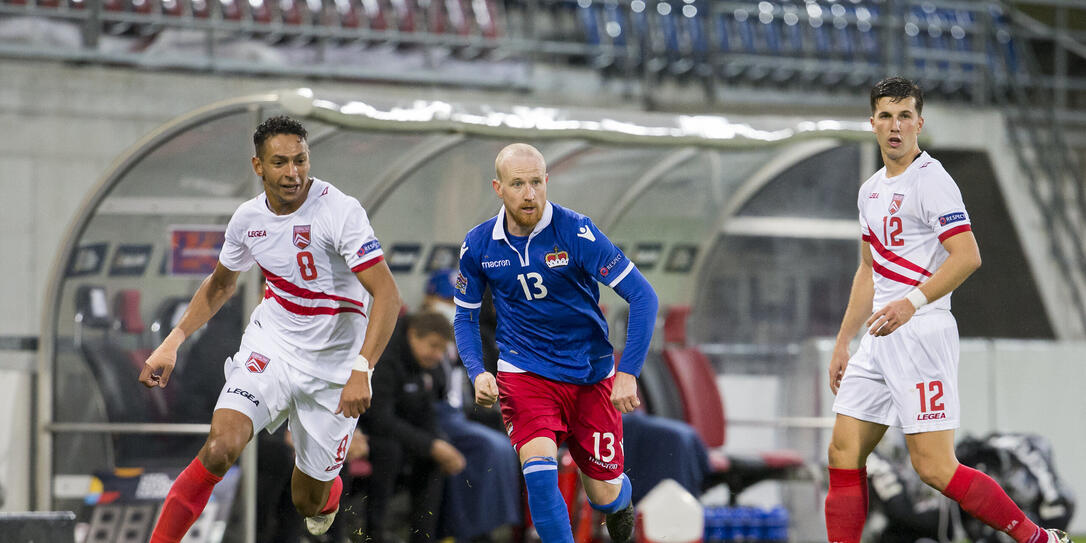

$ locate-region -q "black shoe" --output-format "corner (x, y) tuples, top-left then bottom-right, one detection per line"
(604, 504), (635, 543)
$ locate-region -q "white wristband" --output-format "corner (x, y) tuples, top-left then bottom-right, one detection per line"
(906, 288), (928, 310)
(353, 354), (371, 373)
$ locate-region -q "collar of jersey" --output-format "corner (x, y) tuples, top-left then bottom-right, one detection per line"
(490, 201), (554, 241)
(882, 151), (930, 182)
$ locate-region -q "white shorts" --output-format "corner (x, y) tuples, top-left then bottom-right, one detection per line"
(832, 310), (960, 434)
(214, 326), (358, 481)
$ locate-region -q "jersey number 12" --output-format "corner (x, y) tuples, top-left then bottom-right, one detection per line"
(516, 273), (548, 300)
(882, 216), (904, 247)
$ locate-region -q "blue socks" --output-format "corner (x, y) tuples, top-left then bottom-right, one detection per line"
(589, 473), (632, 514)
(522, 456), (573, 543)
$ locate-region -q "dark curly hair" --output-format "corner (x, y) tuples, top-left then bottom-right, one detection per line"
(407, 311), (454, 341)
(870, 77), (924, 115)
(253, 115), (308, 157)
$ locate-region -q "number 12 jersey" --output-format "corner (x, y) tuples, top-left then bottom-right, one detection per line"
(858, 151), (972, 313)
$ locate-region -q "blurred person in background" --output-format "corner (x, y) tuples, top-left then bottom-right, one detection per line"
(423, 269), (523, 542)
(358, 311), (465, 543)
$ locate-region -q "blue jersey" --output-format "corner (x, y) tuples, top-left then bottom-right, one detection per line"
(455, 202), (635, 385)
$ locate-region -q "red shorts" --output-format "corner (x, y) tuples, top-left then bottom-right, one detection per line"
(496, 371), (624, 481)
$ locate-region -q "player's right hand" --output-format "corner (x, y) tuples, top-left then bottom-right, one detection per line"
(431, 439), (466, 475)
(828, 345), (849, 395)
(139, 345), (177, 389)
(473, 372), (499, 408)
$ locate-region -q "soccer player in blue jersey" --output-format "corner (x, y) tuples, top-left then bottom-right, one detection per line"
(453, 143), (659, 543)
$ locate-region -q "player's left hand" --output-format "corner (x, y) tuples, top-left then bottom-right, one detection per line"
(336, 369), (372, 418)
(865, 298), (917, 337)
(611, 372), (640, 414)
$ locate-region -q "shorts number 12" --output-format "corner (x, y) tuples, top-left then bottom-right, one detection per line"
(915, 380), (945, 413)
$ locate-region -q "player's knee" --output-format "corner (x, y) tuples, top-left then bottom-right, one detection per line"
(199, 433), (246, 474)
(909, 454), (956, 490)
(911, 460), (943, 489)
(827, 440), (856, 468)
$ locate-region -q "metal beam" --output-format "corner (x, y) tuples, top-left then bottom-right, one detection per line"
(362, 134), (467, 215)
(600, 147), (700, 231)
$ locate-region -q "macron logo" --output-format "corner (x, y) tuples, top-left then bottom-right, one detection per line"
(577, 226), (596, 242)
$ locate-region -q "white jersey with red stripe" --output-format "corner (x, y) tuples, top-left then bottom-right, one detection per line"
(219, 178), (385, 384)
(858, 151), (972, 314)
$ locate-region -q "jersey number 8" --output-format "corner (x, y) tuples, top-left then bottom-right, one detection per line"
(297, 251), (318, 280)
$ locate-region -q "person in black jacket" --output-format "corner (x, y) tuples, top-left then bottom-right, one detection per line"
(359, 311), (466, 543)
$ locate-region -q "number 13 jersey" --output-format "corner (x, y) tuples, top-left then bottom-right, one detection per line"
(455, 202), (635, 385)
(219, 178), (385, 383)
(857, 151), (972, 314)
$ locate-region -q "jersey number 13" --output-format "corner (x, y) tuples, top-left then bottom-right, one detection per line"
(515, 273), (548, 300)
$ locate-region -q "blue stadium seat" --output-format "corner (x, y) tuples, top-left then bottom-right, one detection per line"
(672, 0), (709, 78)
(577, 0), (602, 47)
(988, 4), (1020, 77)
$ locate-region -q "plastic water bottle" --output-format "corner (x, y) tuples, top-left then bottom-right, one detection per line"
(721, 506), (738, 540)
(703, 506), (721, 543)
(751, 507), (768, 541)
(764, 506), (788, 542)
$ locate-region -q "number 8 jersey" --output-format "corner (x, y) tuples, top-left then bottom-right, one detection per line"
(219, 178), (385, 383)
(858, 151), (972, 314)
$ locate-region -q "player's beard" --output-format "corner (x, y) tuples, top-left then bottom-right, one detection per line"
(511, 207), (541, 231)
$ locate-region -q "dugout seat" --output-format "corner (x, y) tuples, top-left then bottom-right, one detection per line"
(662, 305), (691, 346)
(114, 289), (170, 416)
(167, 295), (244, 423)
(75, 286), (171, 467)
(74, 284), (112, 348)
(661, 346), (810, 505)
(150, 296), (191, 346)
(114, 288), (146, 335)
(634, 350), (684, 421)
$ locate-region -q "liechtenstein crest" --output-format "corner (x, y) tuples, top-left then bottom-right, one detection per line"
(293, 224), (311, 249)
(888, 193), (905, 215)
(545, 247), (569, 268)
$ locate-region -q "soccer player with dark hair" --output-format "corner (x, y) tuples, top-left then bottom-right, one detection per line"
(139, 115), (401, 542)
(360, 311), (465, 543)
(824, 78), (1070, 543)
(454, 143), (659, 543)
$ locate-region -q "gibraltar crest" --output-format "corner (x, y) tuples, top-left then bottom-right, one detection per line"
(888, 193), (905, 215)
(245, 352), (270, 373)
(293, 224), (311, 249)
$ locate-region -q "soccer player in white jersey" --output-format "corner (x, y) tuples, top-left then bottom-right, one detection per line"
(138, 116), (401, 542)
(823, 78), (1070, 543)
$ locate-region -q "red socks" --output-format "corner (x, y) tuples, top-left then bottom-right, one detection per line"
(150, 457), (223, 543)
(942, 464), (1046, 543)
(826, 464), (1046, 543)
(825, 467), (868, 543)
(320, 475), (343, 515)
